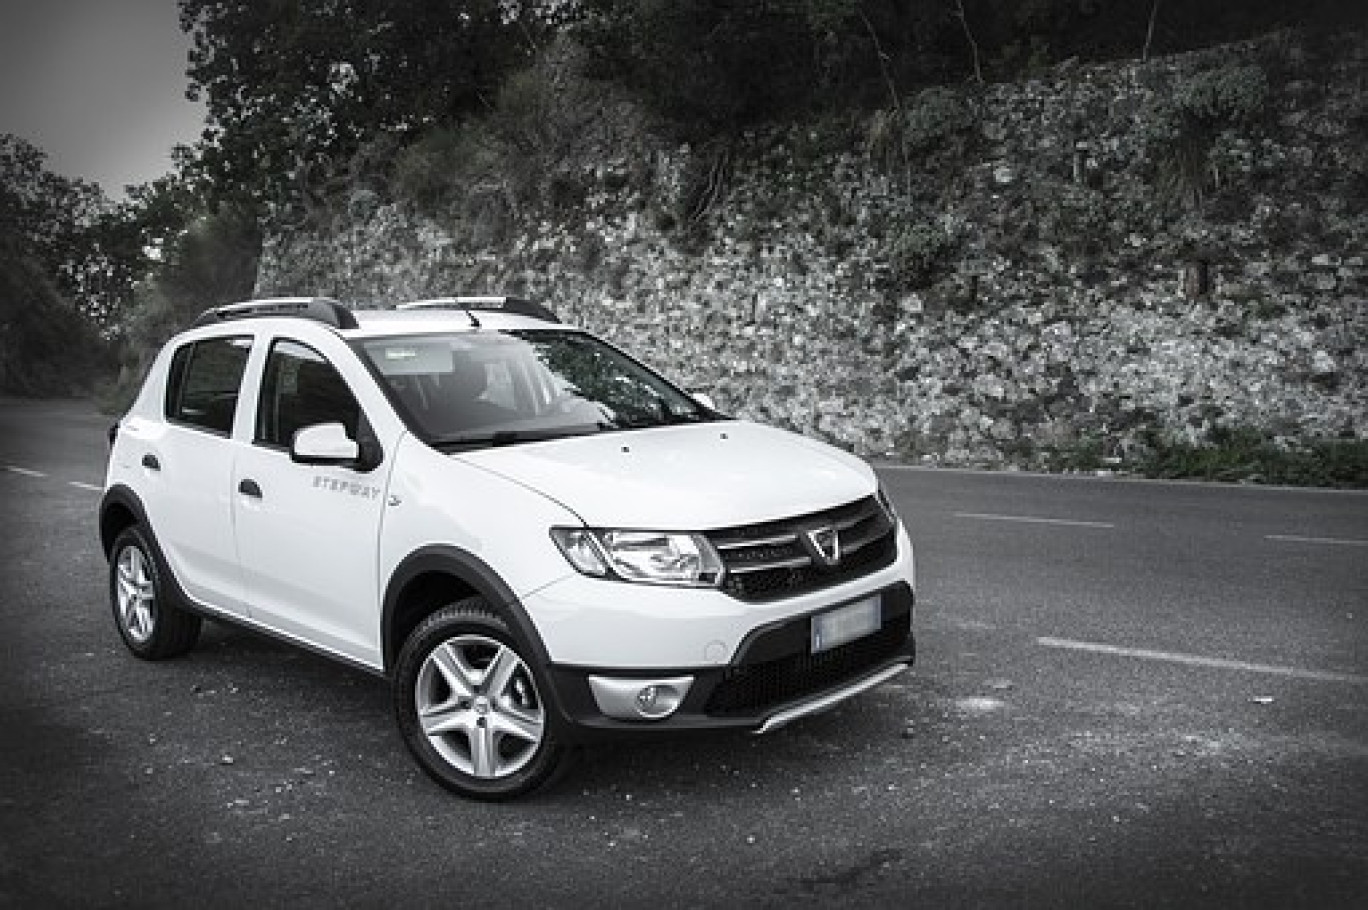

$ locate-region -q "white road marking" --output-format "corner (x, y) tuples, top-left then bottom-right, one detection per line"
(1038, 636), (1368, 685)
(1265, 534), (1368, 548)
(4, 465), (103, 491)
(954, 512), (1115, 529)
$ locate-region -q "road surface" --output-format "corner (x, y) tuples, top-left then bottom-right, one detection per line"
(1, 396), (1364, 908)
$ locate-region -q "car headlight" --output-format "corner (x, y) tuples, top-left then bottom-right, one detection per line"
(550, 528), (725, 587)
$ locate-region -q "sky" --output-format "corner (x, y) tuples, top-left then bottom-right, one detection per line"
(0, 0), (207, 199)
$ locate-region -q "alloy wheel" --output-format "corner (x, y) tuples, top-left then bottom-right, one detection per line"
(414, 634), (546, 780)
(115, 544), (156, 645)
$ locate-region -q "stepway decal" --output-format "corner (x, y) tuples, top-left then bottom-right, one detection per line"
(313, 475), (382, 500)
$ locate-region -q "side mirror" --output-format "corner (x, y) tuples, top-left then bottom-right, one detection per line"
(690, 391), (717, 412)
(291, 422), (360, 466)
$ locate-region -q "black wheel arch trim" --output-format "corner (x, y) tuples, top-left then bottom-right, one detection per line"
(381, 545), (555, 678)
(99, 483), (149, 556)
(98, 484), (197, 618)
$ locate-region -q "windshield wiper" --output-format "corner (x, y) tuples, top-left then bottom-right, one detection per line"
(605, 410), (716, 430)
(433, 425), (602, 451)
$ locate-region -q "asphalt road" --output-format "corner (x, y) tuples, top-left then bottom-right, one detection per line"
(1, 396), (1365, 909)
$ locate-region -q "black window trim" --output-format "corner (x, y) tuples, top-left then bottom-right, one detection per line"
(163, 334), (253, 437)
(253, 336), (372, 456)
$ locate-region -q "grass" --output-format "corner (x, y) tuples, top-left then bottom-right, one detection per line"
(1137, 429), (1368, 488)
(1037, 427), (1368, 488)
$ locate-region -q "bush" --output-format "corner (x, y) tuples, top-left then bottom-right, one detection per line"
(884, 221), (957, 292)
(1145, 60), (1270, 210)
(573, 0), (843, 134)
(392, 39), (648, 234)
(1171, 62), (1270, 124)
(392, 126), (473, 214)
(0, 243), (111, 396)
(866, 85), (977, 181)
(1138, 427), (1368, 488)
(902, 86), (977, 155)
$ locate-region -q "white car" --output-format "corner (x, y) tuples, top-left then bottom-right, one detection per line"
(100, 296), (917, 799)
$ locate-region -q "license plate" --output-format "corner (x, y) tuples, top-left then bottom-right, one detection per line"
(811, 596), (881, 654)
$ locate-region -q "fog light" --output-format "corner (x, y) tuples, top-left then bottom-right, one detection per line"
(636, 685), (662, 714)
(589, 675), (694, 721)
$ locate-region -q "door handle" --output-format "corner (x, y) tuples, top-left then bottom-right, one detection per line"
(141, 453), (160, 471)
(238, 478), (263, 498)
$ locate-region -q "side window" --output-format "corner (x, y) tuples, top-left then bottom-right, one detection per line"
(165, 336), (252, 434)
(256, 340), (362, 449)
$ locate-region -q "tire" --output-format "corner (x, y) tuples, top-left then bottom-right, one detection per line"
(109, 525), (201, 660)
(393, 598), (570, 800)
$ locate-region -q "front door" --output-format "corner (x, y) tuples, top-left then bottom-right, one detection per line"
(231, 338), (390, 668)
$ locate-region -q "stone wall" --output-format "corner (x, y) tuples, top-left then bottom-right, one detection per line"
(256, 31), (1367, 468)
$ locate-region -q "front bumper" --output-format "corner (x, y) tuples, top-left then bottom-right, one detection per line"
(544, 580), (915, 742)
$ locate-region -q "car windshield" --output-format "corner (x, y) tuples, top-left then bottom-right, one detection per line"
(357, 329), (716, 448)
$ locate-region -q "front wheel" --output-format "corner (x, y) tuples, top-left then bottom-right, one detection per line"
(393, 599), (570, 800)
(109, 524), (201, 659)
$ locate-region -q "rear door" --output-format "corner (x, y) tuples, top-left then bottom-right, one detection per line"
(137, 334), (254, 615)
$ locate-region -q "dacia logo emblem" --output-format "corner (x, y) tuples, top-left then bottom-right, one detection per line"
(804, 526), (841, 568)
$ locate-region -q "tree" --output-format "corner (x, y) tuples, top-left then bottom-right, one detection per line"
(1, 134), (115, 322)
(1, 135), (106, 270)
(0, 136), (113, 393)
(179, 0), (556, 210)
(69, 170), (204, 336)
(573, 0), (870, 132)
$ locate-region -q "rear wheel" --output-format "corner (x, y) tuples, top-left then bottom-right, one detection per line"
(394, 599), (569, 800)
(109, 525), (201, 659)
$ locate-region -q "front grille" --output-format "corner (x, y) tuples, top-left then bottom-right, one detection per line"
(704, 612), (912, 716)
(709, 496), (897, 602)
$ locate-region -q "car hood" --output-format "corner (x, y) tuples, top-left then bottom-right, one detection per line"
(455, 420), (877, 529)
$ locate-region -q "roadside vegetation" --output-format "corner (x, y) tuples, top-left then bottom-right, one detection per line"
(1046, 428), (1368, 488)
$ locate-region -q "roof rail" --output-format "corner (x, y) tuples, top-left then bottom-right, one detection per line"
(397, 296), (559, 324)
(192, 297), (359, 330)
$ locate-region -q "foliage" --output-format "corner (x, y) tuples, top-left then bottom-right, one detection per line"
(883, 221), (957, 293)
(0, 135), (120, 392)
(392, 40), (646, 234)
(104, 206), (262, 412)
(1145, 60), (1270, 210)
(391, 126), (476, 215)
(574, 0), (891, 134)
(2, 134), (211, 342)
(1, 135), (105, 255)
(1137, 427), (1368, 488)
(1042, 425), (1368, 488)
(1039, 183), (1109, 256)
(72, 172), (204, 336)
(902, 86), (978, 154)
(1171, 62), (1270, 123)
(0, 238), (111, 396)
(172, 0), (1358, 215)
(1, 134), (108, 308)
(1041, 433), (1106, 473)
(155, 206), (262, 310)
(179, 0), (558, 211)
(866, 85), (977, 192)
